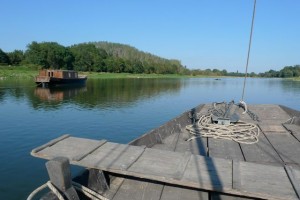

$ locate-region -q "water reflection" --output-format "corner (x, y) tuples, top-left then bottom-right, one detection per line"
(0, 78), (299, 111)
(0, 78), (183, 110)
(72, 78), (182, 109)
(34, 86), (87, 102)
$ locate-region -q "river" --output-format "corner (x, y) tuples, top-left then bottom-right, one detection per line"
(0, 77), (299, 200)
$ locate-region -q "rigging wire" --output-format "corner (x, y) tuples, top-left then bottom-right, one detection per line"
(241, 0), (257, 101)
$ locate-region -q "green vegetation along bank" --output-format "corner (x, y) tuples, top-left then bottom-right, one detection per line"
(0, 41), (299, 78)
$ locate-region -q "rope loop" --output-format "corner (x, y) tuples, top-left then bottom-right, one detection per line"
(186, 114), (259, 144)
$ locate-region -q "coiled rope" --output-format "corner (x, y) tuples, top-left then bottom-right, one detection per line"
(27, 181), (109, 200)
(186, 114), (259, 144)
(27, 181), (65, 200)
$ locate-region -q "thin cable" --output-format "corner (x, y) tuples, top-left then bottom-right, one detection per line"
(241, 0), (257, 101)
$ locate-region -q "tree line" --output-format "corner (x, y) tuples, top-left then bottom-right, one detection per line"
(258, 65), (300, 78)
(0, 41), (299, 78)
(0, 41), (184, 74)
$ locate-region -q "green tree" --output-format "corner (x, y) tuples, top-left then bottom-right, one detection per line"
(25, 41), (71, 69)
(70, 43), (108, 72)
(0, 49), (10, 65)
(7, 50), (24, 65)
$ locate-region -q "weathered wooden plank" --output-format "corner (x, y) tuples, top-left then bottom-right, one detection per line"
(33, 136), (99, 160)
(208, 138), (244, 161)
(102, 177), (125, 199)
(112, 178), (163, 200)
(283, 124), (300, 135)
(160, 185), (208, 200)
(248, 104), (291, 122)
(210, 193), (254, 200)
(285, 165), (300, 199)
(79, 142), (146, 171)
(264, 131), (300, 164)
(152, 132), (180, 151)
(31, 134), (70, 154)
(232, 160), (241, 190)
(128, 148), (191, 179)
(153, 128), (209, 200)
(259, 124), (287, 133)
(32, 136), (299, 199)
(175, 129), (207, 156)
(236, 161), (298, 200)
(240, 131), (283, 165)
(181, 155), (232, 191)
(73, 140), (107, 161)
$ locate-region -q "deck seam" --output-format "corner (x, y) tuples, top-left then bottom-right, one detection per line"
(110, 178), (125, 200)
(284, 165), (300, 199)
(238, 143), (246, 161)
(172, 130), (181, 151)
(124, 146), (147, 170)
(282, 124), (300, 143)
(260, 130), (285, 165)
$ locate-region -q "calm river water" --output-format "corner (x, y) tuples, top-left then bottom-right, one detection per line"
(0, 77), (300, 200)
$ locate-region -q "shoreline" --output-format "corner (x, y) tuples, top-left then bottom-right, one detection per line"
(1, 66), (299, 80)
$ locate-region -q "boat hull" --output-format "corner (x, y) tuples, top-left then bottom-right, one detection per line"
(35, 77), (87, 87)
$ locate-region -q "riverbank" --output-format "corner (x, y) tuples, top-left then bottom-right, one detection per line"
(2, 65), (298, 80)
(292, 77), (300, 81)
(0, 65), (38, 79)
(0, 65), (206, 79)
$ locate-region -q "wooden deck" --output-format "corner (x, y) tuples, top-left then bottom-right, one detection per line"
(32, 104), (300, 200)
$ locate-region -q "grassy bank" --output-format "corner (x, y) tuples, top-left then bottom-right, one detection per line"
(0, 65), (38, 79)
(291, 77), (300, 81)
(0, 65), (207, 79)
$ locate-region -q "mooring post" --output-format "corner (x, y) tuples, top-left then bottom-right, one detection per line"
(88, 169), (110, 193)
(46, 157), (79, 200)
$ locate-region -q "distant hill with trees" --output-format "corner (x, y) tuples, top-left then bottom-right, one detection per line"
(1, 41), (185, 75)
(0, 41), (299, 78)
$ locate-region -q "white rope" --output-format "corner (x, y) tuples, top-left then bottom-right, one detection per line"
(27, 181), (109, 200)
(27, 181), (65, 200)
(72, 181), (109, 200)
(239, 100), (248, 114)
(27, 183), (48, 200)
(186, 114), (259, 144)
(46, 182), (65, 200)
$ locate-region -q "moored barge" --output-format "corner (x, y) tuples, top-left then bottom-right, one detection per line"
(35, 70), (87, 87)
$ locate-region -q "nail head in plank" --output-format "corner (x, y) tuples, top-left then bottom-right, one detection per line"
(31, 134), (70, 154)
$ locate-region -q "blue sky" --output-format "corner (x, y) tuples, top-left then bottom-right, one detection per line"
(0, 0), (299, 73)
